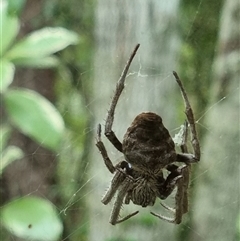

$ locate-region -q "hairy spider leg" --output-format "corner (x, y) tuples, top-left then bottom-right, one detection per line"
(96, 121), (140, 225)
(101, 170), (126, 205)
(174, 122), (197, 164)
(151, 117), (190, 223)
(96, 124), (115, 174)
(151, 72), (200, 224)
(109, 177), (139, 225)
(157, 164), (183, 200)
(151, 165), (188, 224)
(162, 122), (190, 217)
(104, 44), (140, 152)
(173, 71), (201, 219)
(173, 71), (201, 162)
(179, 121), (190, 215)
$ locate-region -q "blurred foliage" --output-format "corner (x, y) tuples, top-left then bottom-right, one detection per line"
(0, 125), (24, 175)
(0, 0), (82, 239)
(237, 213), (240, 240)
(178, 0), (224, 123)
(1, 0), (79, 152)
(6, 0), (26, 15)
(2, 0), (228, 240)
(4, 88), (65, 151)
(106, 238), (137, 241)
(0, 196), (63, 241)
(0, 0), (79, 185)
(177, 0), (224, 240)
(41, 0), (95, 240)
(2, 0), (94, 239)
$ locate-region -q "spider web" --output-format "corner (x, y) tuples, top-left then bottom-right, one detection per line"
(3, 0), (239, 241)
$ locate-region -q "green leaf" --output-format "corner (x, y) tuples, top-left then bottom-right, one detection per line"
(0, 60), (15, 93)
(4, 88), (65, 151)
(7, 0), (26, 16)
(0, 146), (24, 175)
(0, 196), (63, 241)
(6, 27), (79, 61)
(0, 0), (20, 56)
(0, 124), (12, 151)
(12, 56), (59, 68)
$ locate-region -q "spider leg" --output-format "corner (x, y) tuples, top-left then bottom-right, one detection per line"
(174, 120), (191, 215)
(158, 170), (183, 200)
(173, 71), (201, 162)
(114, 211), (139, 224)
(154, 115), (194, 223)
(104, 44), (140, 152)
(151, 211), (176, 224)
(96, 124), (115, 174)
(124, 190), (132, 204)
(160, 202), (175, 213)
(180, 120), (189, 153)
(101, 160), (133, 204)
(156, 164), (183, 200)
(174, 165), (190, 222)
(175, 121), (197, 164)
(102, 170), (126, 205)
(180, 165), (190, 215)
(152, 165), (189, 224)
(109, 177), (139, 225)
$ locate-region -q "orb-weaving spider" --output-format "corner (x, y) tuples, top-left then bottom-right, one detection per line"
(96, 44), (200, 225)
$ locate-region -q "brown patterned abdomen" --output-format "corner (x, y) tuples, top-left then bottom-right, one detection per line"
(122, 112), (176, 174)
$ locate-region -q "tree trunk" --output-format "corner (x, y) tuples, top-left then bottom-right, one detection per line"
(89, 1), (185, 240)
(192, 0), (240, 240)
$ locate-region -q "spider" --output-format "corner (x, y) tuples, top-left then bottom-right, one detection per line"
(96, 44), (200, 225)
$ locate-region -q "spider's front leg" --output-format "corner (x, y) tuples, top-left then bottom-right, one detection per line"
(96, 124), (139, 224)
(104, 44), (140, 152)
(152, 120), (193, 224)
(96, 124), (115, 174)
(173, 71), (201, 162)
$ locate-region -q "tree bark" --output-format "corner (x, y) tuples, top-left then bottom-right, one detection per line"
(89, 1), (184, 240)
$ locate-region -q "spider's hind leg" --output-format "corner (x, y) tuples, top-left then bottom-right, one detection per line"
(102, 170), (126, 205)
(157, 164), (182, 200)
(109, 177), (139, 225)
(151, 165), (189, 224)
(102, 161), (133, 205)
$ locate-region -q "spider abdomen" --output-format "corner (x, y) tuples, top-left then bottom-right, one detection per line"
(130, 178), (157, 207)
(122, 112), (176, 174)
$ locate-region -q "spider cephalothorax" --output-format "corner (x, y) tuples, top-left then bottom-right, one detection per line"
(96, 44), (200, 225)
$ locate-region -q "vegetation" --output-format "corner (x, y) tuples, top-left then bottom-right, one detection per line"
(0, 1), (79, 240)
(1, 0), (238, 240)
